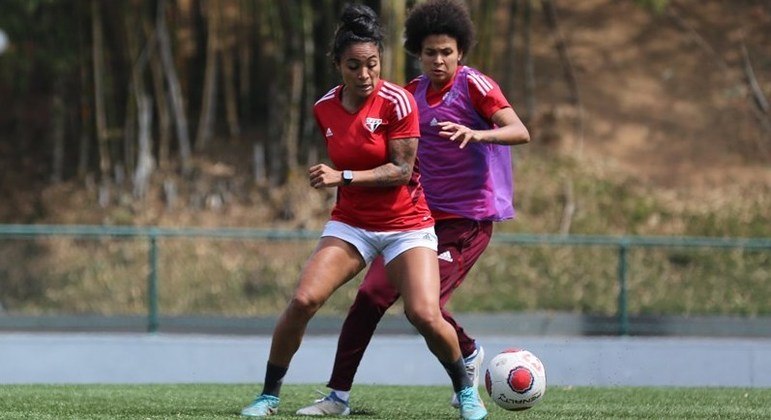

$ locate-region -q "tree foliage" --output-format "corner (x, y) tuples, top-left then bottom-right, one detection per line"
(0, 0), (767, 216)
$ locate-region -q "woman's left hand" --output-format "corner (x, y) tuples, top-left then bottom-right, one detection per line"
(437, 121), (479, 149)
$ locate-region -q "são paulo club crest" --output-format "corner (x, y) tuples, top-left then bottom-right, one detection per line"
(365, 117), (383, 132)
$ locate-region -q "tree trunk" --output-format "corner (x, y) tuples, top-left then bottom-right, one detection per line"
(381, 0), (406, 85)
(78, 128), (91, 180)
(253, 142), (266, 185)
(157, 0), (192, 174)
(542, 0), (579, 104)
(740, 43), (771, 155)
(143, 19), (172, 170)
(315, 0), (339, 98)
(196, 0), (220, 151)
(741, 43), (770, 114)
(123, 2), (149, 184)
(92, 0), (111, 184)
(133, 94), (154, 199)
(523, 0), (536, 122)
(127, 3), (154, 199)
(238, 0), (253, 125)
(280, 0), (303, 174)
(470, 0), (495, 72)
(122, 86), (137, 180)
(221, 5), (240, 141)
(77, 0), (91, 180)
(284, 60), (303, 173)
(301, 0), (318, 166)
(559, 179), (575, 235)
(50, 86), (65, 183)
(218, 0), (240, 140)
(261, 0), (286, 185)
(502, 0), (519, 99)
(542, 0), (584, 155)
(222, 47), (239, 140)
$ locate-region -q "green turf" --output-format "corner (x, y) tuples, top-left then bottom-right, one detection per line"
(0, 384), (768, 419)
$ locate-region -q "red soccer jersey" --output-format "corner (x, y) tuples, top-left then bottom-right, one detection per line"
(314, 79), (433, 231)
(405, 65), (511, 122)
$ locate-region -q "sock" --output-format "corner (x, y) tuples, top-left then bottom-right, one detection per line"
(442, 357), (472, 393)
(261, 362), (288, 397)
(331, 389), (350, 403)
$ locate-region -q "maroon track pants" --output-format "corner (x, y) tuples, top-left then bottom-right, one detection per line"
(327, 218), (494, 391)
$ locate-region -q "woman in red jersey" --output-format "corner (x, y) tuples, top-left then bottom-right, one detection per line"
(298, 0), (531, 415)
(239, 4), (487, 420)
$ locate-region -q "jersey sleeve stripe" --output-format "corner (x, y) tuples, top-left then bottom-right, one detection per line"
(468, 73), (493, 95)
(315, 86), (338, 105)
(377, 90), (399, 119)
(380, 83), (410, 119)
(380, 82), (412, 121)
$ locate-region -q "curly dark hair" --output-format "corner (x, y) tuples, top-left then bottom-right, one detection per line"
(404, 0), (475, 56)
(331, 3), (385, 63)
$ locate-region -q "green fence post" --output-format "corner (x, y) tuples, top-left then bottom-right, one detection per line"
(617, 242), (629, 336)
(148, 232), (159, 333)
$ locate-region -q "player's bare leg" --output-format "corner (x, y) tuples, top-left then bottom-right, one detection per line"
(387, 247), (487, 420)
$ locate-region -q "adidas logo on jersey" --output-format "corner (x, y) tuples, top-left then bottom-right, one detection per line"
(430, 117), (439, 127)
(365, 117), (383, 132)
(325, 128), (333, 137)
(438, 250), (453, 262)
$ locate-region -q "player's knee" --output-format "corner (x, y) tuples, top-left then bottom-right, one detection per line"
(289, 291), (323, 319)
(404, 305), (441, 332)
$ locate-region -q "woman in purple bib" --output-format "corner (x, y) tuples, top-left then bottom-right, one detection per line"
(297, 0), (530, 415)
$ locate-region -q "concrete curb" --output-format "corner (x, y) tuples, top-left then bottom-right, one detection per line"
(1, 333), (770, 387)
(1, 312), (770, 337)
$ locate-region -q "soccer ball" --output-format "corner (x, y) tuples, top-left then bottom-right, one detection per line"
(484, 348), (546, 411)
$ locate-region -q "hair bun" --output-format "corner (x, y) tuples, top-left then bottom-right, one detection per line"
(340, 4), (381, 38)
(330, 3), (384, 62)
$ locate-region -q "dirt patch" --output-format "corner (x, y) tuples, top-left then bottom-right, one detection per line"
(527, 0), (771, 190)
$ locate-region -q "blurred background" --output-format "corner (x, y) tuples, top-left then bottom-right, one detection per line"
(0, 0), (768, 332)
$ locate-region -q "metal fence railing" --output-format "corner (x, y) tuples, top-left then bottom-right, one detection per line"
(1, 224), (769, 335)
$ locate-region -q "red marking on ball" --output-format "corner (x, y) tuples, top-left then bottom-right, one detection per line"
(508, 366), (534, 393)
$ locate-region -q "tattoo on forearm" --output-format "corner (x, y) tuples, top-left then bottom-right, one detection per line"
(371, 166), (392, 185)
(375, 137), (417, 185)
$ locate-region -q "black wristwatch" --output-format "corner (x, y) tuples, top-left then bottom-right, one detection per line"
(342, 170), (354, 185)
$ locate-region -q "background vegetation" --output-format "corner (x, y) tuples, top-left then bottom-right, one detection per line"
(0, 0), (769, 318)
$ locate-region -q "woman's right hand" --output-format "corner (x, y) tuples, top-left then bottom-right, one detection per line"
(309, 164), (341, 189)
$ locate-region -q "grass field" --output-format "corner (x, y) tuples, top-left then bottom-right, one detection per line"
(0, 384), (769, 419)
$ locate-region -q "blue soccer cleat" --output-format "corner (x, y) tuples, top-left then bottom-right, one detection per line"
(240, 394), (280, 417)
(457, 386), (487, 420)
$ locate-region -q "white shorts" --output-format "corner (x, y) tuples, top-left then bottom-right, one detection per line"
(321, 220), (437, 265)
